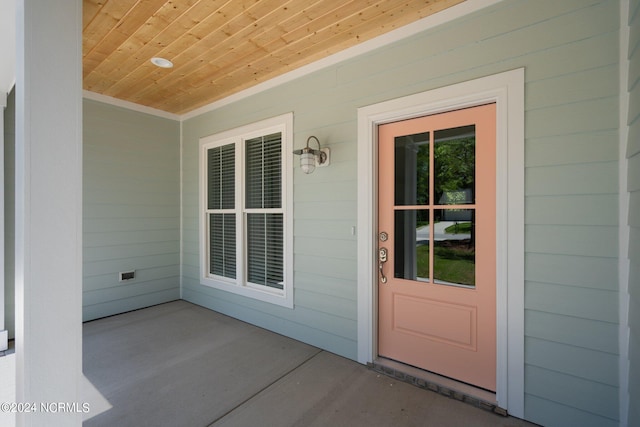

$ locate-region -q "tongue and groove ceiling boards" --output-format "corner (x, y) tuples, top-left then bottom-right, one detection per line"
(83, 0), (465, 115)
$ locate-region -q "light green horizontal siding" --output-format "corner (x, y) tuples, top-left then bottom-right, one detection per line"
(526, 253), (619, 291)
(294, 220), (357, 240)
(631, 191), (640, 228)
(83, 99), (180, 321)
(526, 195), (617, 226)
(84, 241), (178, 263)
(181, 285), (357, 359)
(84, 203), (177, 219)
(84, 229), (180, 248)
(526, 310), (618, 355)
(83, 288), (179, 323)
(526, 131), (619, 168)
(627, 0), (640, 425)
(526, 65), (619, 109)
(526, 282), (618, 323)
(526, 395), (618, 427)
(526, 162), (618, 196)
(526, 337), (619, 386)
(84, 217), (178, 233)
(83, 277), (178, 306)
(84, 265), (178, 292)
(526, 225), (618, 257)
(293, 272), (357, 300)
(526, 365), (618, 421)
(294, 288), (356, 320)
(294, 254), (355, 281)
(84, 253), (178, 277)
(294, 237), (357, 260)
(630, 146), (640, 189)
(526, 98), (619, 139)
(180, 1), (622, 424)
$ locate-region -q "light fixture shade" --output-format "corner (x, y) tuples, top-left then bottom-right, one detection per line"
(300, 151), (315, 174)
(293, 136), (329, 174)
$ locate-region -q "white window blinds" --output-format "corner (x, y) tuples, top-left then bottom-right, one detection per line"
(207, 143), (236, 279)
(245, 133), (283, 289)
(246, 133), (282, 209)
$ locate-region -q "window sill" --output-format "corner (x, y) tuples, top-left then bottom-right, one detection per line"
(200, 276), (293, 309)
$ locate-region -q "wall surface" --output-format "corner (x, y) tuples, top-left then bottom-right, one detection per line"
(3, 88), (14, 340)
(181, 1), (621, 425)
(83, 99), (180, 321)
(626, 0), (640, 425)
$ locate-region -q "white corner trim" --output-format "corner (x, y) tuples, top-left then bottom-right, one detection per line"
(0, 331), (6, 353)
(180, 0), (504, 121)
(0, 90), (5, 344)
(0, 351), (15, 426)
(82, 90), (181, 121)
(356, 68), (525, 418)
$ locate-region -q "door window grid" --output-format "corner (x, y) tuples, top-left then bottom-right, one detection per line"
(393, 125), (476, 287)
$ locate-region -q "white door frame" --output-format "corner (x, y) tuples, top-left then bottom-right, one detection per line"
(356, 68), (525, 417)
(0, 91), (6, 352)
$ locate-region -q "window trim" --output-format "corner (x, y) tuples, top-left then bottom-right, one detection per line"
(199, 113), (294, 308)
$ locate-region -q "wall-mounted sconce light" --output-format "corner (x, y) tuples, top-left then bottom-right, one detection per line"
(293, 136), (330, 174)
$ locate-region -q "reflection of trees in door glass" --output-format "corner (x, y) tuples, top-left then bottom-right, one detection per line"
(434, 125), (475, 205)
(433, 125), (476, 287)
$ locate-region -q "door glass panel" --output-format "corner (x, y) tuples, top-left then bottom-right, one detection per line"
(433, 209), (475, 287)
(395, 132), (430, 206)
(434, 125), (475, 205)
(394, 210), (429, 281)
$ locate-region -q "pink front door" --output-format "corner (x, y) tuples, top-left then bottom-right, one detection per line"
(377, 103), (497, 391)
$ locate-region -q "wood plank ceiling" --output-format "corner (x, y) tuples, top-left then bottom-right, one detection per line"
(83, 0), (465, 115)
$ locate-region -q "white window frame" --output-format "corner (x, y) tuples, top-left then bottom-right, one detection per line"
(199, 113), (294, 308)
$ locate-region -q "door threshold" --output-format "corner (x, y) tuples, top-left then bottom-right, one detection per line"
(370, 357), (507, 416)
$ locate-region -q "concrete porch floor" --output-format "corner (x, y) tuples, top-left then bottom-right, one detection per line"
(83, 300), (535, 427)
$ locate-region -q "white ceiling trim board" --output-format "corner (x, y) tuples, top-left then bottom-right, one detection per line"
(82, 90), (181, 121)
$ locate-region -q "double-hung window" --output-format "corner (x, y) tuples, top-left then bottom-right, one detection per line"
(200, 113), (293, 308)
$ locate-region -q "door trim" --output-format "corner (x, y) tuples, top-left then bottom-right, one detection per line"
(356, 68), (525, 417)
